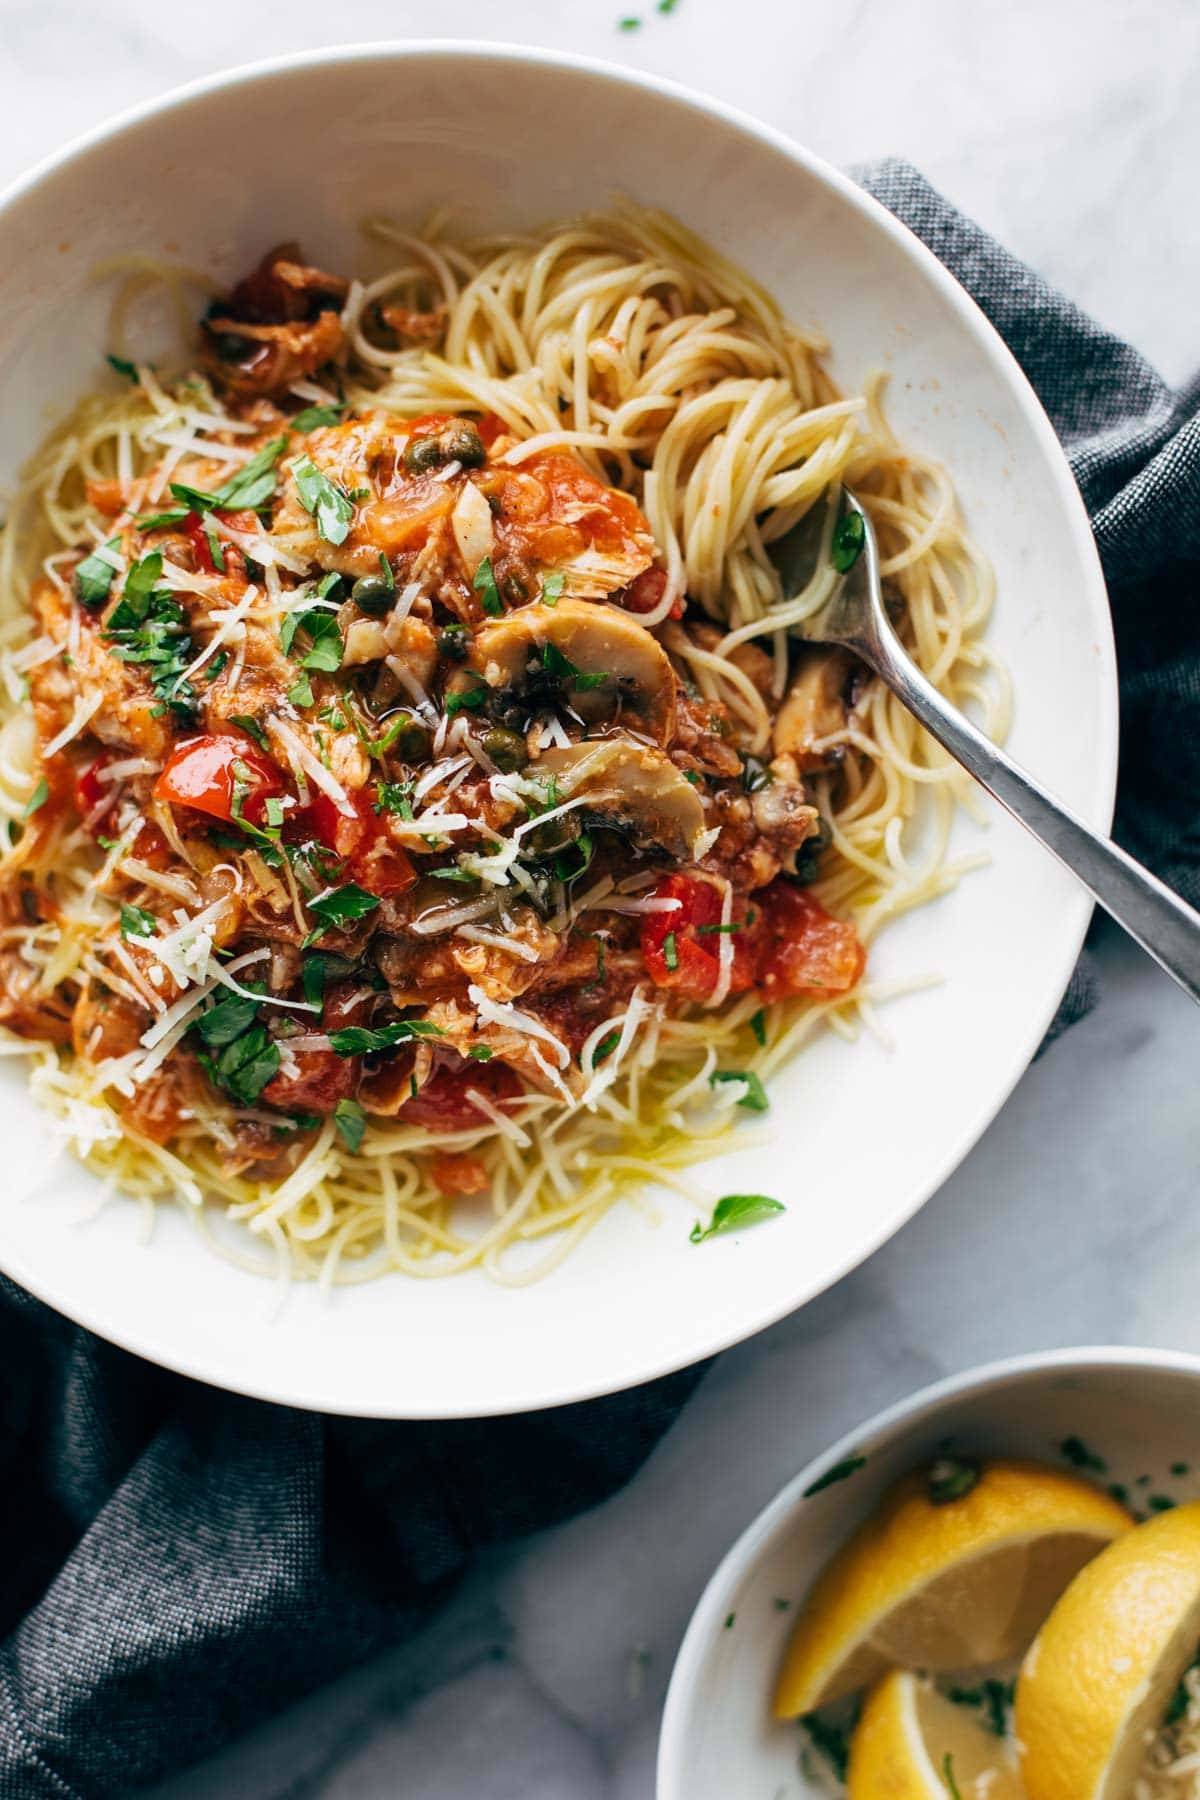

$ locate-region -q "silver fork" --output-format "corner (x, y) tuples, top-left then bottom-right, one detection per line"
(773, 490), (1200, 1005)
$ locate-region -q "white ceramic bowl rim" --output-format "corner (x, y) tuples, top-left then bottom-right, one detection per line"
(0, 42), (1118, 1417)
(658, 1344), (1200, 1794)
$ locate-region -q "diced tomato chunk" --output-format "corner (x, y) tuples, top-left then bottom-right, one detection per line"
(639, 874), (759, 1002)
(431, 1152), (491, 1197)
(640, 874), (865, 1004)
(295, 788), (416, 897)
(474, 412), (506, 449)
(153, 730), (283, 826)
(401, 1057), (522, 1132)
(754, 880), (866, 1001)
(261, 983), (368, 1116)
(298, 790), (370, 861)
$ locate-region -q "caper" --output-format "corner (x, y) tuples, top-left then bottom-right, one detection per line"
(392, 718), (432, 762)
(213, 332), (251, 363)
(352, 573), (394, 616)
(438, 623), (469, 661)
(525, 811), (580, 858)
(441, 422), (486, 468)
(482, 727), (527, 773)
(403, 434), (445, 476)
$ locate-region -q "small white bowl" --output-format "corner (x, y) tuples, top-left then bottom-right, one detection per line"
(658, 1347), (1200, 1798)
(0, 44), (1117, 1417)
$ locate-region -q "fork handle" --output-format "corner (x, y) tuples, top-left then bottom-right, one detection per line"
(856, 616), (1200, 1006)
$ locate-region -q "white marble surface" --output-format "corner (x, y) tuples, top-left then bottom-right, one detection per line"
(3, 1), (1198, 1793)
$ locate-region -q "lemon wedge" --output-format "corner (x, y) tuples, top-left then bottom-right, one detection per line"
(847, 1669), (1024, 1800)
(775, 1458), (1132, 1717)
(1015, 1499), (1200, 1800)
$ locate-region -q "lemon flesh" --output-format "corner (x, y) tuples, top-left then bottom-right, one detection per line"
(775, 1459), (1132, 1717)
(1016, 1499), (1200, 1800)
(848, 1669), (1024, 1800)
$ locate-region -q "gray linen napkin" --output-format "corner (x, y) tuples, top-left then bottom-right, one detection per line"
(1, 162), (1197, 1797)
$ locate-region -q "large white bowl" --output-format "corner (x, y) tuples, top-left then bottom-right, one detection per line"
(658, 1348), (1200, 1799)
(0, 45), (1116, 1418)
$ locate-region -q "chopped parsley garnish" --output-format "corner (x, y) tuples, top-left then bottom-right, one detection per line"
(199, 1022), (280, 1104)
(231, 714), (269, 751)
(949, 1681), (1015, 1736)
(540, 640), (609, 690)
(942, 1754), (962, 1800)
(291, 401), (346, 431)
(541, 572), (565, 606)
(800, 1712), (854, 1782)
(281, 607), (343, 673)
(927, 1457), (981, 1505)
(468, 1046), (494, 1061)
(695, 920), (745, 935)
(135, 507), (190, 532)
(300, 951), (356, 1011)
(22, 777), (49, 819)
(430, 865), (477, 883)
(662, 930), (678, 972)
(689, 1192), (785, 1244)
(170, 436), (287, 516)
(374, 780), (415, 818)
(288, 672), (314, 708)
(328, 1018), (444, 1057)
(74, 538), (121, 609)
(710, 1070), (768, 1112)
(119, 903), (156, 940)
(291, 453), (355, 545)
(190, 985), (278, 1103)
(333, 1097), (367, 1151)
(106, 353), (138, 381)
(213, 436), (288, 511)
(104, 552), (197, 722)
(551, 831), (593, 883)
(473, 556), (503, 616)
(378, 550), (395, 590)
(445, 686), (487, 716)
(618, 14), (641, 27)
(750, 1008), (767, 1047)
(193, 989), (263, 1046)
(208, 650), (229, 680)
(592, 1030), (621, 1064)
(1060, 1435), (1107, 1473)
(302, 882), (381, 948)
(803, 1455), (867, 1497)
(360, 713), (418, 759)
(299, 613), (343, 672)
(831, 508), (866, 574)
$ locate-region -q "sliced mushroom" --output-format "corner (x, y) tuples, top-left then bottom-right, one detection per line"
(470, 599), (676, 743)
(536, 739), (706, 862)
(772, 646), (858, 771)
